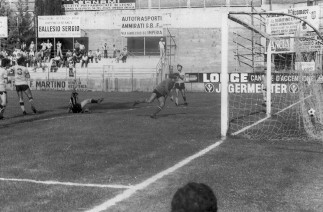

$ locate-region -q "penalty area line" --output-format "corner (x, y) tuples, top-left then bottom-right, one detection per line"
(85, 138), (225, 212)
(0, 178), (133, 189)
(231, 95), (312, 136)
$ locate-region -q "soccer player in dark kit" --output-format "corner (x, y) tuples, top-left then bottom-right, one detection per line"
(68, 90), (104, 113)
(133, 73), (180, 119)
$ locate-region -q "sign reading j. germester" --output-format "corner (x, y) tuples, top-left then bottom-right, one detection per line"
(120, 15), (163, 37)
(0, 17), (8, 38)
(38, 16), (81, 38)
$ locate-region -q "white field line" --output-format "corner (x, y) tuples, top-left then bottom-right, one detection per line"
(85, 138), (225, 212)
(231, 95), (312, 136)
(85, 96), (312, 212)
(0, 178), (133, 189)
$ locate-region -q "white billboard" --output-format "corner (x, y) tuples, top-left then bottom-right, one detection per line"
(120, 15), (163, 37)
(0, 17), (8, 38)
(38, 16), (81, 38)
(266, 6), (320, 36)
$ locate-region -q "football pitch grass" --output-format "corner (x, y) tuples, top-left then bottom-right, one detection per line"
(0, 91), (322, 212)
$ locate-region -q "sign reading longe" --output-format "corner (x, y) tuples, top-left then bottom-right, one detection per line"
(0, 17), (8, 38)
(38, 16), (81, 38)
(120, 15), (163, 37)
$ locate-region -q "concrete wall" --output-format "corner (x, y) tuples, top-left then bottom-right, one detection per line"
(66, 7), (255, 74)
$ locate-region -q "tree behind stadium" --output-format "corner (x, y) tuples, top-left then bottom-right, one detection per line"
(35, 0), (63, 16)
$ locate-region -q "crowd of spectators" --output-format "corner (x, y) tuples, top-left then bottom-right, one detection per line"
(0, 38), (129, 72)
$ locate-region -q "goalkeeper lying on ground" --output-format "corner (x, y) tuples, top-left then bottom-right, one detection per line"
(68, 90), (104, 113)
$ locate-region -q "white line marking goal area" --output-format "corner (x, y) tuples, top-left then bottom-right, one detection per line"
(0, 178), (133, 189)
(85, 97), (309, 212)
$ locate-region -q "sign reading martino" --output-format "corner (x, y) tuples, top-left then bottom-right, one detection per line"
(38, 16), (81, 38)
(62, 0), (135, 11)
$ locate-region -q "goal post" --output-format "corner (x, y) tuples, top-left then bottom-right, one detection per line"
(220, 7), (323, 141)
(221, 11), (229, 137)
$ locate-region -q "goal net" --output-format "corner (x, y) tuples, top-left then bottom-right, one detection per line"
(225, 10), (323, 141)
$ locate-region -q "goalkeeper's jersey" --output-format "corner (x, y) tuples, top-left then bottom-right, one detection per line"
(155, 79), (175, 96)
(0, 68), (7, 91)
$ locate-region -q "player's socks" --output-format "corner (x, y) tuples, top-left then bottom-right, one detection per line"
(0, 104), (4, 113)
(29, 98), (37, 113)
(150, 106), (162, 118)
(20, 101), (26, 113)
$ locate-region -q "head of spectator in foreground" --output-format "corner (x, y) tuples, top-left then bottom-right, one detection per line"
(171, 182), (218, 212)
(1, 58), (11, 68)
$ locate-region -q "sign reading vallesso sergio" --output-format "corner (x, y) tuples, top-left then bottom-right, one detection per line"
(120, 15), (163, 37)
(62, 0), (135, 11)
(38, 16), (81, 38)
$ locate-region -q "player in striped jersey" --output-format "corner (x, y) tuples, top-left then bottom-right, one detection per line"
(133, 73), (179, 119)
(68, 90), (104, 113)
(14, 57), (37, 115)
(0, 59), (10, 119)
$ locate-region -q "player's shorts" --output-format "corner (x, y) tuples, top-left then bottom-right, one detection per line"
(153, 89), (164, 99)
(16, 84), (30, 92)
(0, 91), (7, 95)
(72, 103), (83, 113)
(175, 83), (185, 90)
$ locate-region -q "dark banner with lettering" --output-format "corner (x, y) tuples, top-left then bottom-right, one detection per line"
(62, 0), (136, 11)
(185, 73), (323, 83)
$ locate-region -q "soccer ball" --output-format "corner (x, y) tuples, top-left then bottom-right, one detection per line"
(308, 108), (315, 117)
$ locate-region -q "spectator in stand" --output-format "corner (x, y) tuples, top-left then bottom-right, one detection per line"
(74, 40), (80, 53)
(56, 41), (63, 58)
(29, 41), (35, 57)
(46, 39), (53, 61)
(88, 50), (94, 63)
(15, 38), (21, 51)
(120, 47), (128, 63)
(95, 48), (101, 63)
(73, 49), (82, 63)
(53, 53), (63, 68)
(65, 49), (73, 67)
(159, 38), (165, 58)
(40, 40), (47, 58)
(115, 49), (121, 63)
(80, 42), (86, 54)
(21, 41), (27, 51)
(103, 42), (108, 58)
(81, 52), (88, 68)
(112, 44), (117, 58)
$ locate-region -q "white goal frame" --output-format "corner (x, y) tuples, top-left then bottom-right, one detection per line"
(220, 11), (321, 138)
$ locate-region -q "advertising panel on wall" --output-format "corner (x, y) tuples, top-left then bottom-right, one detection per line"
(62, 0), (135, 11)
(185, 72), (322, 93)
(266, 6), (320, 36)
(0, 17), (8, 38)
(120, 15), (164, 37)
(38, 16), (81, 38)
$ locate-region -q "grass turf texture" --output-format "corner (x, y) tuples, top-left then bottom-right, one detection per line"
(0, 91), (322, 211)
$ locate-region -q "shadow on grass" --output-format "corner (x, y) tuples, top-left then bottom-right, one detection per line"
(136, 112), (187, 118)
(56, 102), (134, 110)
